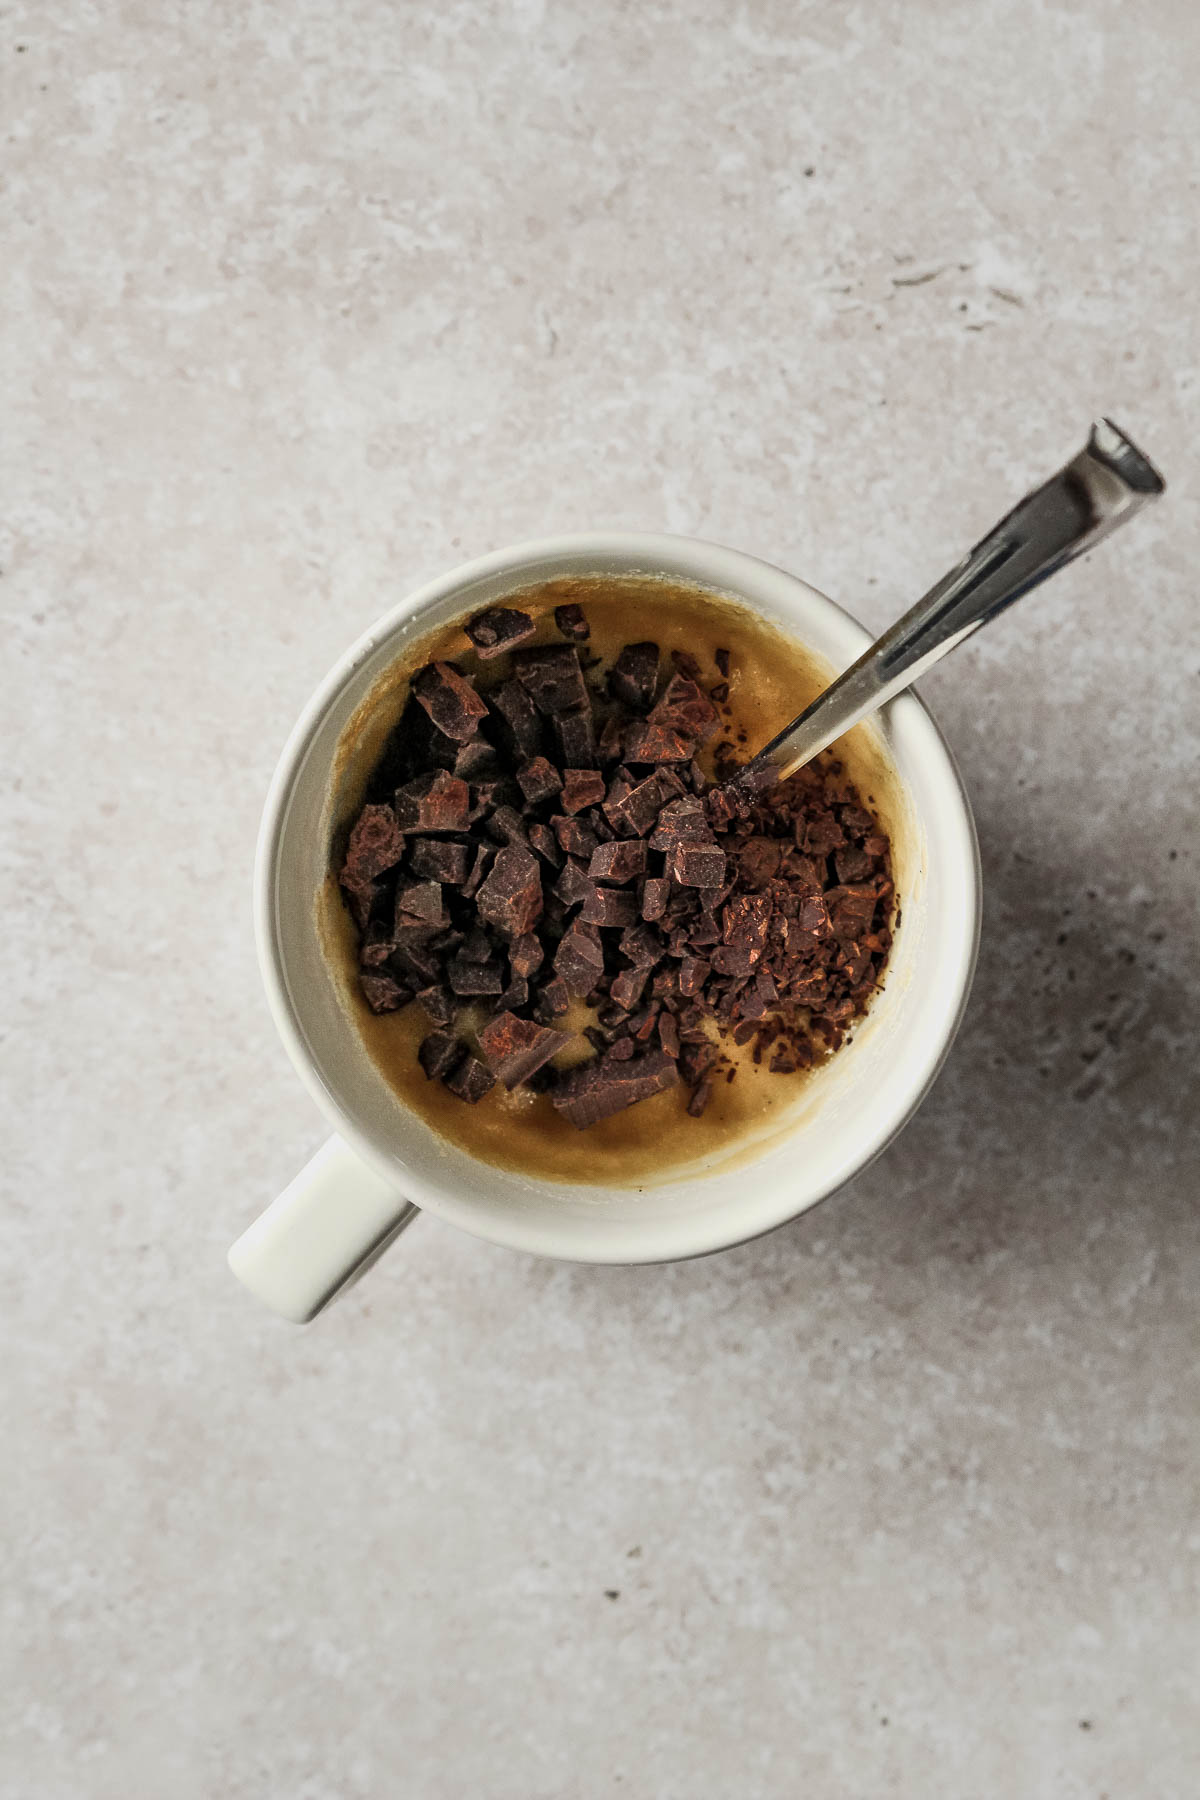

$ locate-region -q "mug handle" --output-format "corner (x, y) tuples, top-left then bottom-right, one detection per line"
(228, 1136), (419, 1323)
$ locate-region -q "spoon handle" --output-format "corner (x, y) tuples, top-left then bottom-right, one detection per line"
(742, 418), (1165, 784)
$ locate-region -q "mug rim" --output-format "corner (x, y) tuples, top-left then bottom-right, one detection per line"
(256, 532), (981, 1262)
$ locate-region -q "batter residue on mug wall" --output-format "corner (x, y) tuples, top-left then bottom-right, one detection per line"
(318, 574), (907, 1186)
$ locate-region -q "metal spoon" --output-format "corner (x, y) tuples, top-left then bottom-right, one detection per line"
(733, 418), (1165, 788)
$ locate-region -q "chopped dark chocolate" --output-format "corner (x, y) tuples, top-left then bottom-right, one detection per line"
(411, 661), (489, 743)
(478, 1011), (571, 1089)
(553, 815), (599, 859)
(516, 756), (563, 804)
(418, 1030), (462, 1081)
(553, 858), (593, 910)
(553, 708), (596, 768)
(648, 795), (710, 849)
(443, 1053), (496, 1104)
(554, 919), (605, 996)
(476, 844), (543, 937)
(389, 924), (443, 987)
(639, 877), (670, 921)
(527, 821), (563, 867)
(579, 884), (638, 928)
(608, 641), (659, 710)
(560, 769), (606, 814)
(551, 1048), (679, 1129)
(649, 672), (719, 744)
(485, 803), (531, 848)
(416, 984), (456, 1026)
(447, 954), (504, 996)
(588, 839), (647, 884)
(622, 721), (695, 764)
(514, 643), (589, 717)
(535, 975), (571, 1018)
(453, 739), (500, 782)
(489, 679), (543, 758)
(714, 647), (731, 679)
(394, 879), (448, 928)
(609, 965), (649, 1010)
(360, 970), (412, 1014)
(618, 922), (664, 968)
(461, 843), (493, 899)
(465, 607), (536, 659)
(340, 803), (405, 894)
(604, 769), (682, 838)
(509, 933), (544, 979)
(394, 771), (471, 834)
(666, 841), (727, 888)
(409, 838), (473, 886)
(554, 603), (590, 641)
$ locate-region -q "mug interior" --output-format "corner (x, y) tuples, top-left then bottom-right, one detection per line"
(258, 535), (980, 1262)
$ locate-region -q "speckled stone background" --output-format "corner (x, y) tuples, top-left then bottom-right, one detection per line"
(4, 2), (1199, 1795)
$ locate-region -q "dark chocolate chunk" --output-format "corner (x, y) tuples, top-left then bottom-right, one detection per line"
(409, 838), (473, 886)
(579, 884), (638, 928)
(721, 894), (771, 962)
(411, 661), (489, 743)
(360, 919), (396, 967)
(560, 769), (606, 814)
(527, 821), (563, 867)
(714, 647), (731, 679)
(551, 1048), (679, 1129)
(447, 955), (504, 996)
(498, 973), (529, 1011)
(443, 1053), (496, 1104)
(670, 648), (704, 682)
(416, 985), (455, 1026)
(485, 804), (531, 848)
(709, 944), (756, 978)
(464, 607), (536, 659)
(360, 970), (412, 1014)
(603, 769), (682, 838)
(686, 1076), (713, 1117)
(827, 884), (878, 941)
(588, 839), (647, 884)
(835, 843), (875, 884)
(418, 1030), (462, 1081)
(534, 975), (571, 1019)
(554, 603), (590, 642)
(622, 721), (695, 764)
(553, 858), (592, 910)
(618, 922), (664, 968)
(489, 680), (543, 758)
(649, 672), (719, 745)
(649, 795), (711, 849)
(394, 771), (471, 834)
(478, 1010), (571, 1089)
(509, 933), (544, 979)
(554, 919), (605, 996)
(394, 879), (448, 928)
(553, 815), (599, 859)
(658, 1011), (680, 1058)
(639, 877), (670, 921)
(678, 955), (710, 996)
(666, 841), (727, 888)
(552, 708), (596, 768)
(461, 842), (493, 899)
(597, 714), (626, 764)
(340, 803), (405, 893)
(609, 965), (649, 1010)
(516, 756), (563, 804)
(389, 924), (444, 986)
(513, 643), (589, 717)
(608, 641), (659, 710)
(453, 739), (500, 782)
(678, 1039), (716, 1084)
(736, 836), (782, 889)
(475, 844), (543, 937)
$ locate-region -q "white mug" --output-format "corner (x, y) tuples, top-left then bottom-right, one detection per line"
(229, 534), (980, 1322)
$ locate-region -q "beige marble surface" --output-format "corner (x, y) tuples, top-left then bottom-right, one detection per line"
(4, 2), (1199, 1795)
